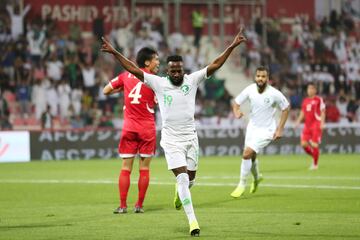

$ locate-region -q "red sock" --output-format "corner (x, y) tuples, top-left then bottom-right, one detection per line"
(119, 169), (131, 208)
(312, 147), (319, 166)
(136, 169), (150, 208)
(303, 146), (313, 156)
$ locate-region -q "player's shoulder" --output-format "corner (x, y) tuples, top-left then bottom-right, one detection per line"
(245, 83), (256, 91)
(314, 95), (324, 101)
(268, 85), (284, 96)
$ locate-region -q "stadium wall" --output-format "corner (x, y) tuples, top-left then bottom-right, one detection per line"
(1, 125), (355, 161)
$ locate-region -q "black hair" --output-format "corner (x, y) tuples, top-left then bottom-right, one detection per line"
(255, 66), (270, 75)
(166, 55), (183, 63)
(136, 47), (157, 68)
(307, 82), (317, 88)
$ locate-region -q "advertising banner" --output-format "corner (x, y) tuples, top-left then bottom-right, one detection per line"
(30, 126), (360, 161)
(0, 131), (31, 163)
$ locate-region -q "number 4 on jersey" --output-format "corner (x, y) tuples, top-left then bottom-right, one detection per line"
(128, 82), (143, 104)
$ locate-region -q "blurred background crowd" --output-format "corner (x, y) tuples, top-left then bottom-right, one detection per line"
(0, 0), (359, 130)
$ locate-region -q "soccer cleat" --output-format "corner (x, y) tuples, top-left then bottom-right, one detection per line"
(230, 186), (246, 198)
(309, 164), (318, 170)
(133, 206), (144, 213)
(174, 184), (182, 210)
(113, 207), (127, 214)
(250, 175), (264, 194)
(189, 220), (200, 237)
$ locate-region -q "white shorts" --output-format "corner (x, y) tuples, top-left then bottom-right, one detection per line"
(244, 125), (275, 153)
(160, 137), (199, 171)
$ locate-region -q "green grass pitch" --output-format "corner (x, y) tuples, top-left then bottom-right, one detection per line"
(0, 154), (359, 240)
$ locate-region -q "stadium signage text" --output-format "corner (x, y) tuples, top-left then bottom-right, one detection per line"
(29, 126), (360, 161)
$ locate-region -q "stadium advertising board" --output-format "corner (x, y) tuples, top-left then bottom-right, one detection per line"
(0, 131), (31, 163)
(25, 0), (315, 35)
(30, 126), (360, 161)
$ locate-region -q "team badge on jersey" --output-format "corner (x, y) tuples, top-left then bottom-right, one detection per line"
(181, 84), (191, 95)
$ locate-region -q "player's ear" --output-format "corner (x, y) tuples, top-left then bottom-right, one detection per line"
(145, 60), (150, 67)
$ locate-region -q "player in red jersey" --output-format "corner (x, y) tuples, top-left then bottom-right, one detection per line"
(103, 47), (159, 213)
(295, 83), (326, 170)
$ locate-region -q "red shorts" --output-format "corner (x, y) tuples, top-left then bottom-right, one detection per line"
(118, 128), (156, 158)
(301, 125), (322, 144)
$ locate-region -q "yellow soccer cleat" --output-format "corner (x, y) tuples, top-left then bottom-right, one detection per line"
(174, 184), (182, 210)
(250, 176), (264, 194)
(230, 186), (246, 198)
(189, 220), (200, 237)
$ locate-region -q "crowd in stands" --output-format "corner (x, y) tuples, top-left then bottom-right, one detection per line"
(0, 2), (359, 131)
(242, 7), (360, 124)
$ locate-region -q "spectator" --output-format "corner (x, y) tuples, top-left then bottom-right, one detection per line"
(336, 95), (349, 123)
(57, 79), (71, 120)
(81, 61), (98, 98)
(192, 6), (204, 48)
(46, 83), (59, 116)
(71, 85), (83, 116)
(27, 25), (45, 65)
(347, 98), (359, 122)
(0, 90), (12, 130)
(41, 105), (53, 130)
(6, 3), (31, 40)
(15, 79), (30, 117)
(46, 53), (64, 82)
(325, 97), (340, 122)
(32, 78), (48, 119)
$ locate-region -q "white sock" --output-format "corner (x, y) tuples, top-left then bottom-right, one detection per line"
(251, 159), (259, 180)
(176, 173), (197, 223)
(238, 159), (252, 187)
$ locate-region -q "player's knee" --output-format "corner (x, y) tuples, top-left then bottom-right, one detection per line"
(242, 152), (253, 159)
(311, 142), (319, 148)
(301, 141), (308, 148)
(176, 173), (189, 185)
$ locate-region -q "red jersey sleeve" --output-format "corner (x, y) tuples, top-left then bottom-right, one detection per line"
(110, 72), (126, 89)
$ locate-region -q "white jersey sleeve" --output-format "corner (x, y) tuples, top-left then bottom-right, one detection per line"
(274, 89), (290, 110)
(234, 85), (251, 105)
(187, 67), (209, 86)
(143, 72), (163, 92)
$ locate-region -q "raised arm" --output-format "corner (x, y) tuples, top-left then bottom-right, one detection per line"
(207, 27), (247, 76)
(101, 37), (144, 81)
(103, 83), (123, 95)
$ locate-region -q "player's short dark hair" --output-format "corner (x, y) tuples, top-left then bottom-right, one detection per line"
(136, 47), (158, 68)
(167, 55), (183, 63)
(307, 82), (317, 88)
(256, 66), (270, 75)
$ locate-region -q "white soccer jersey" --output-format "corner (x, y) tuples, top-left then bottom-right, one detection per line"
(144, 67), (208, 141)
(234, 83), (289, 129)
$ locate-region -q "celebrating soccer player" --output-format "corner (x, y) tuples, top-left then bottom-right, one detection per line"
(103, 47), (159, 214)
(295, 83), (325, 170)
(230, 66), (290, 198)
(101, 29), (246, 236)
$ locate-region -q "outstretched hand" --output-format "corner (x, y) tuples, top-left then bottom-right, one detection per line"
(101, 37), (117, 54)
(230, 27), (247, 48)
